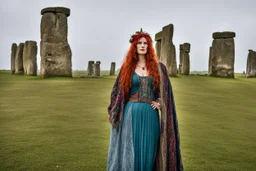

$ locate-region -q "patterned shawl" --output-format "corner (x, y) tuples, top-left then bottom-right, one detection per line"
(107, 62), (184, 171)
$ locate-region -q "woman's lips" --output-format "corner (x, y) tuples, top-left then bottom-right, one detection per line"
(140, 49), (145, 51)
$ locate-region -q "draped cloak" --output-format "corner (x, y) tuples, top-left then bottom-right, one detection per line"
(107, 61), (184, 171)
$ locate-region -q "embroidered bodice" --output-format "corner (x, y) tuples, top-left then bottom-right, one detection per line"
(130, 72), (156, 101)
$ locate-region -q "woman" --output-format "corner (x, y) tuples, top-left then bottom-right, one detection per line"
(107, 29), (183, 171)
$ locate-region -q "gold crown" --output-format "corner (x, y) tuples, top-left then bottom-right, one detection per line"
(129, 28), (152, 43)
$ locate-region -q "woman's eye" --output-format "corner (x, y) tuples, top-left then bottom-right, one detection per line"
(137, 42), (147, 45)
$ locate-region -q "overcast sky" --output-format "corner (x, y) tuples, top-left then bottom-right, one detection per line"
(0, 0), (255, 72)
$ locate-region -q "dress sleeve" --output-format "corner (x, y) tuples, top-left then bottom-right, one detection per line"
(155, 62), (164, 108)
(107, 67), (123, 127)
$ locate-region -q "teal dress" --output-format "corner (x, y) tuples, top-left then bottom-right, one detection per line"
(108, 64), (184, 171)
(123, 73), (160, 170)
(107, 72), (160, 171)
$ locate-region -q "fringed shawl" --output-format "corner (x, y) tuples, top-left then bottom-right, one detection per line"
(107, 62), (184, 171)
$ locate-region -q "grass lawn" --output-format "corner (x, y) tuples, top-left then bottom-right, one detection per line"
(0, 70), (256, 171)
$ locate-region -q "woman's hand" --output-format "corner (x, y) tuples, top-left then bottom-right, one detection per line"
(151, 101), (161, 110)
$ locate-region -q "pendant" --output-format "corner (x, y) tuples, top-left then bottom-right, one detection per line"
(142, 67), (145, 70)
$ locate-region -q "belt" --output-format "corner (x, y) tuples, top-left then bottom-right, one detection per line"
(129, 92), (153, 104)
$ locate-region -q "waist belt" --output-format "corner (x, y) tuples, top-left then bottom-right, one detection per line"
(129, 92), (153, 104)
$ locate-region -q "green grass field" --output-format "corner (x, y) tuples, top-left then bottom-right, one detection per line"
(0, 70), (256, 171)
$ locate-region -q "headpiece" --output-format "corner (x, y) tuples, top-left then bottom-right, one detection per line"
(129, 28), (152, 43)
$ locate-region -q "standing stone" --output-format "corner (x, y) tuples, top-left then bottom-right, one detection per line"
(15, 43), (24, 75)
(179, 44), (184, 69)
(10, 43), (17, 74)
(208, 46), (213, 76)
(155, 31), (162, 59)
(93, 63), (100, 76)
(110, 62), (116, 75)
(178, 64), (182, 74)
(179, 45), (184, 74)
(180, 43), (190, 75)
(183, 43), (190, 53)
(40, 7), (72, 77)
(181, 53), (190, 75)
(155, 24), (177, 76)
(209, 31), (235, 78)
(23, 41), (37, 76)
(87, 61), (94, 75)
(246, 50), (256, 78)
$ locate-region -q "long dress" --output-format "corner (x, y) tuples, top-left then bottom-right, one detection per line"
(107, 72), (160, 171)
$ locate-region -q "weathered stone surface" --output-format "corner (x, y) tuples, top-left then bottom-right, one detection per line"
(178, 64), (182, 74)
(155, 31), (162, 41)
(179, 44), (184, 67)
(179, 44), (184, 50)
(40, 7), (72, 77)
(181, 53), (190, 75)
(155, 41), (161, 59)
(183, 43), (190, 53)
(93, 63), (100, 76)
(23, 41), (37, 76)
(210, 38), (235, 77)
(96, 61), (101, 64)
(208, 46), (213, 76)
(41, 7), (70, 16)
(179, 43), (190, 75)
(40, 13), (68, 43)
(87, 61), (94, 75)
(10, 43), (17, 74)
(110, 62), (116, 75)
(246, 50), (256, 78)
(213, 31), (236, 39)
(40, 42), (72, 77)
(15, 43), (24, 75)
(160, 24), (177, 76)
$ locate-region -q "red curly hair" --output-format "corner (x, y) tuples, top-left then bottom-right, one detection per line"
(120, 34), (160, 101)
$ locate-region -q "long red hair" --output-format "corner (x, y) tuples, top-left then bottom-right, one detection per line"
(120, 35), (160, 101)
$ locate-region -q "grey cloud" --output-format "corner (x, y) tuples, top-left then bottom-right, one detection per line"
(0, 0), (255, 72)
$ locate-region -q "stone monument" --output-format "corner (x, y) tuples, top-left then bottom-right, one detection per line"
(40, 7), (72, 77)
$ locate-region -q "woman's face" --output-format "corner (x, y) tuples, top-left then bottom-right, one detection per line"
(136, 37), (148, 55)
